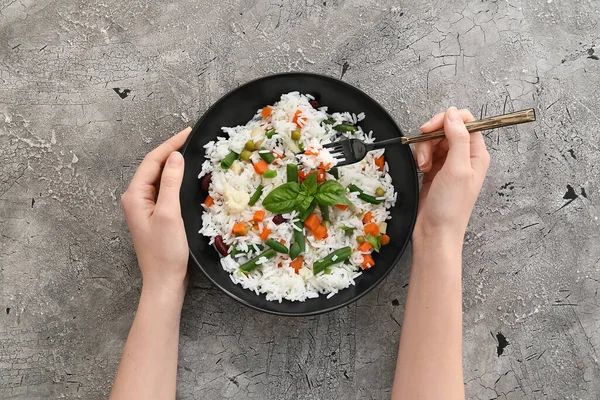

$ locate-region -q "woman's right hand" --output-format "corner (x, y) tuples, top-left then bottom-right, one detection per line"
(411, 107), (490, 245)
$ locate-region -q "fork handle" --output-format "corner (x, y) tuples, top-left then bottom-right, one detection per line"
(400, 108), (536, 145)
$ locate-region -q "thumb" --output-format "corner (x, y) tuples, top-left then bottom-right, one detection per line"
(444, 107), (471, 173)
(155, 151), (184, 215)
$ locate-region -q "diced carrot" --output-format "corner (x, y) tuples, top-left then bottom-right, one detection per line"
(318, 162), (331, 170)
(336, 204), (349, 211)
(375, 155), (385, 171)
(204, 195), (214, 207)
(277, 262), (283, 268)
(292, 109), (303, 126)
(279, 239), (286, 245)
(232, 222), (247, 236)
(364, 222), (380, 236)
(304, 148), (320, 156)
(362, 211), (373, 223)
(261, 107), (272, 118)
(304, 214), (321, 232)
(253, 160), (269, 175)
(313, 225), (328, 240)
(361, 254), (375, 270)
(381, 234), (390, 246)
(317, 168), (326, 183)
(253, 210), (265, 222)
(290, 256), (303, 274)
(358, 242), (372, 252)
(259, 227), (271, 241)
(253, 223), (260, 231)
(274, 152), (285, 159)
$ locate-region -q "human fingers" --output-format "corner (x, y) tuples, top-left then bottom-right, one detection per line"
(464, 112), (490, 178)
(154, 151), (185, 218)
(442, 107), (471, 175)
(128, 128), (192, 193)
(414, 109), (473, 172)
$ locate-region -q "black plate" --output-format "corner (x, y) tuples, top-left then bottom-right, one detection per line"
(180, 73), (418, 316)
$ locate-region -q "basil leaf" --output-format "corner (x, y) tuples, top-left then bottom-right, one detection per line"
(262, 182), (301, 213)
(315, 180), (352, 206)
(300, 171), (317, 195)
(295, 192), (314, 214)
(298, 199), (317, 221)
(365, 234), (382, 252)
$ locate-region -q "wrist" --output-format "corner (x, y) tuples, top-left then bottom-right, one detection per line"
(412, 225), (464, 259)
(140, 280), (186, 311)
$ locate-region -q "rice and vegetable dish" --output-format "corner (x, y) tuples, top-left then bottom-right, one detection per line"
(198, 92), (397, 302)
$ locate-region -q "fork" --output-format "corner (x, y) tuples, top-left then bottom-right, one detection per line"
(323, 108), (536, 167)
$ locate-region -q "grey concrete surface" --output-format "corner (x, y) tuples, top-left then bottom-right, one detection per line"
(1, 0), (599, 398)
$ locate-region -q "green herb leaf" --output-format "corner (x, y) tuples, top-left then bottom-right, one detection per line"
(262, 182), (301, 213)
(295, 192), (313, 214)
(315, 180), (352, 206)
(300, 171), (317, 195)
(365, 234), (382, 252)
(298, 199), (317, 222)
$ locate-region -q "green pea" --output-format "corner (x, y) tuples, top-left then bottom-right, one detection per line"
(291, 129), (301, 141)
(240, 149), (252, 161)
(244, 140), (255, 151)
(357, 236), (365, 244)
(375, 187), (385, 197)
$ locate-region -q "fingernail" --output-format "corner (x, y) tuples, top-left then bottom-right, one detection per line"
(447, 107), (459, 122)
(168, 151), (183, 166)
(417, 152), (426, 169)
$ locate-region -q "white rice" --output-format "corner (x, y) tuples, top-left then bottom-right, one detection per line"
(199, 92), (397, 302)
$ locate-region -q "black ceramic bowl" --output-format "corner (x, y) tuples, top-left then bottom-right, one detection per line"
(180, 73), (418, 316)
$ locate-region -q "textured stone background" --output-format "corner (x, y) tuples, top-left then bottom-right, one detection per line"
(1, 0), (599, 398)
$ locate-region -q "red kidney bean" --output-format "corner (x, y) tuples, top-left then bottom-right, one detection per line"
(309, 100), (320, 108)
(272, 214), (286, 225)
(214, 235), (229, 256)
(200, 172), (212, 192)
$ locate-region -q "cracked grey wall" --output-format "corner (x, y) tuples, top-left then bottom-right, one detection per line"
(1, 0), (599, 399)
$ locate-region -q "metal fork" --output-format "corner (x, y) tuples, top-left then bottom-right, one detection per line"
(323, 108), (536, 167)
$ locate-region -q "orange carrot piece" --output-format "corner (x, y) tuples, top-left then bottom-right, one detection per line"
(253, 223), (260, 231)
(375, 155), (385, 171)
(358, 242), (373, 252)
(318, 162), (331, 170)
(361, 254), (375, 270)
(261, 107), (272, 118)
(336, 204), (349, 211)
(362, 211), (373, 223)
(304, 214), (321, 232)
(313, 225), (328, 240)
(253, 210), (265, 222)
(290, 256), (303, 274)
(317, 168), (326, 183)
(204, 195), (214, 207)
(279, 239), (286, 245)
(253, 160), (269, 175)
(364, 222), (380, 236)
(232, 222), (247, 236)
(381, 234), (390, 246)
(259, 227), (271, 241)
(304, 148), (320, 156)
(292, 110), (303, 126)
